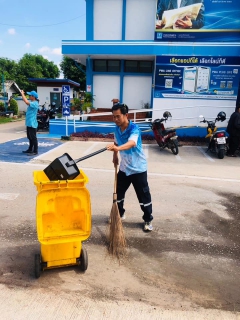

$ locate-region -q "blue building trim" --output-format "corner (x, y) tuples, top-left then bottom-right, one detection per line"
(86, 0), (94, 41)
(122, 0), (127, 41)
(62, 41), (240, 57)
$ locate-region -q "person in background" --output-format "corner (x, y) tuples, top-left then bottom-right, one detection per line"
(107, 103), (153, 232)
(226, 105), (240, 157)
(156, 0), (205, 29)
(21, 90), (39, 156)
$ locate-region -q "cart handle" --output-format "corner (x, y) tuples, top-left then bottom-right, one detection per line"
(66, 147), (107, 167)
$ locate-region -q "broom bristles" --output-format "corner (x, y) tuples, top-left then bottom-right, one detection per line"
(108, 198), (127, 259)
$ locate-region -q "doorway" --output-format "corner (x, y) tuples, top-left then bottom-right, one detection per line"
(50, 92), (61, 107)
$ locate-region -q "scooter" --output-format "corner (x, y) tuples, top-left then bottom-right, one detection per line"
(199, 111), (227, 159)
(149, 111), (179, 155)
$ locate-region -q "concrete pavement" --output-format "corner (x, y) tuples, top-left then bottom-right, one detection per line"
(0, 121), (240, 319)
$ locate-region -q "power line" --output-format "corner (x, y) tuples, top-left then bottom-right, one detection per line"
(0, 14), (85, 28)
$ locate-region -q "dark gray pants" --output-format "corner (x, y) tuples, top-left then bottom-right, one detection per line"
(117, 170), (153, 222)
(228, 135), (240, 155)
(26, 127), (38, 153)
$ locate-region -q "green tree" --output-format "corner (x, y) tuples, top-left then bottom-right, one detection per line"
(60, 56), (86, 91)
(8, 98), (18, 115)
(0, 58), (18, 94)
(0, 54), (60, 93)
(16, 54), (60, 91)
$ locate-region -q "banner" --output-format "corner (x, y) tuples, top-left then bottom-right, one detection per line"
(154, 56), (240, 100)
(155, 0), (240, 41)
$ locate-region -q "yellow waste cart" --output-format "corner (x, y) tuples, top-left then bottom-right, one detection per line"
(33, 170), (91, 278)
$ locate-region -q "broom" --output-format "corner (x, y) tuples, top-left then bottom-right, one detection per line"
(108, 165), (127, 258)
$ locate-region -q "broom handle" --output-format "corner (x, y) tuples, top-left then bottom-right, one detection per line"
(66, 147), (107, 167)
(114, 165), (118, 194)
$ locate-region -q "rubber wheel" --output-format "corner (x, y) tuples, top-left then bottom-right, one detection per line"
(218, 149), (224, 159)
(79, 247), (88, 272)
(170, 140), (179, 155)
(34, 254), (41, 279)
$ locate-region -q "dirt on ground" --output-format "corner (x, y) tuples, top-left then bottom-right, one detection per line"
(0, 183), (239, 313)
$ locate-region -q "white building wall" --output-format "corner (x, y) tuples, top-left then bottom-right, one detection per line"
(123, 76), (152, 109)
(152, 98), (235, 128)
(93, 75), (120, 109)
(94, 0), (123, 40)
(125, 0), (156, 40)
(37, 86), (74, 106)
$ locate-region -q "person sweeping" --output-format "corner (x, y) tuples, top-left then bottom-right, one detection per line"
(107, 103), (153, 232)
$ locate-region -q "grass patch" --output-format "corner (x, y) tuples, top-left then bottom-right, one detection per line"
(0, 117), (12, 124)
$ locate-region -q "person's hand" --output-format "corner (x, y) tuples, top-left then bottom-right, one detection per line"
(20, 90), (25, 96)
(156, 20), (163, 29)
(107, 144), (119, 152)
(175, 16), (192, 28)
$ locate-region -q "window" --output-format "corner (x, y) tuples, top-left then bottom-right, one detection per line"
(93, 60), (107, 72)
(139, 61), (153, 73)
(124, 60), (153, 73)
(93, 60), (120, 72)
(124, 61), (138, 73)
(108, 60), (121, 72)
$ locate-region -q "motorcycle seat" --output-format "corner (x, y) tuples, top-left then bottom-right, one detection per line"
(162, 129), (176, 135)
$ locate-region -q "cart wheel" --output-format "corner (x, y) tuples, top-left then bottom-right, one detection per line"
(34, 254), (41, 279)
(79, 247), (88, 272)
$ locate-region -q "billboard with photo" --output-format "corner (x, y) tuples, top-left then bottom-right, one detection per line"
(154, 56), (240, 100)
(155, 0), (240, 41)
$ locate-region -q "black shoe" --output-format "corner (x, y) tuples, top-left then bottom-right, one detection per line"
(22, 150), (32, 154)
(27, 152), (38, 156)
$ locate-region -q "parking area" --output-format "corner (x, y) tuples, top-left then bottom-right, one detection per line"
(0, 122), (240, 319)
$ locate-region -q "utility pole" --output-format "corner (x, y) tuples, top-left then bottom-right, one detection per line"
(1, 72), (7, 111)
(2, 73), (7, 111)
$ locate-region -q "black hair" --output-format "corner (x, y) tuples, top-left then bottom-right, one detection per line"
(111, 103), (129, 115)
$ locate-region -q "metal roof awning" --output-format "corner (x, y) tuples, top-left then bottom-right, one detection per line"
(62, 40), (240, 65)
(28, 78), (80, 87)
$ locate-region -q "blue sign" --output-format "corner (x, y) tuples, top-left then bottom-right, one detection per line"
(154, 56), (240, 100)
(62, 95), (70, 107)
(62, 85), (70, 95)
(155, 0), (240, 42)
(63, 107), (70, 116)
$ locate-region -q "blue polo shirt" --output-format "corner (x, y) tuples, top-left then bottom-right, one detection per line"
(25, 101), (39, 128)
(114, 121), (147, 176)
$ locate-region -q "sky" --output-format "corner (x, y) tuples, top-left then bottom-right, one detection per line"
(0, 0), (86, 76)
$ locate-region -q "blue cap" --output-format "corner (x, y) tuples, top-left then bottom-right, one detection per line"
(27, 91), (38, 99)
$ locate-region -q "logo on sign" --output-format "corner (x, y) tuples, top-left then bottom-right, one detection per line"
(62, 85), (70, 94)
(63, 107), (70, 116)
(62, 95), (70, 106)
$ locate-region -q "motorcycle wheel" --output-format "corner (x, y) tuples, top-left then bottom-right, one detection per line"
(170, 140), (179, 155)
(218, 149), (225, 159)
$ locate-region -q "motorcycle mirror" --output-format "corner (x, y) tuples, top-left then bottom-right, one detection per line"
(199, 115), (204, 119)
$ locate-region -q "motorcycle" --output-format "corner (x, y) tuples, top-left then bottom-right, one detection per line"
(149, 111), (179, 155)
(37, 102), (60, 131)
(199, 111), (227, 159)
(37, 104), (50, 131)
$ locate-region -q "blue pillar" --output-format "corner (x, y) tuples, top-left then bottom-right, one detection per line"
(151, 60), (155, 110)
(86, 0), (94, 41)
(122, 0), (127, 40)
(86, 57), (93, 94)
(120, 60), (124, 102)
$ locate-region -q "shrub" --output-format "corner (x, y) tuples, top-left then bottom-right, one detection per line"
(73, 98), (82, 111)
(0, 102), (5, 112)
(8, 98), (18, 115)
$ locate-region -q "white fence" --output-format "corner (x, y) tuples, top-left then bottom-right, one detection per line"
(70, 105), (234, 133)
